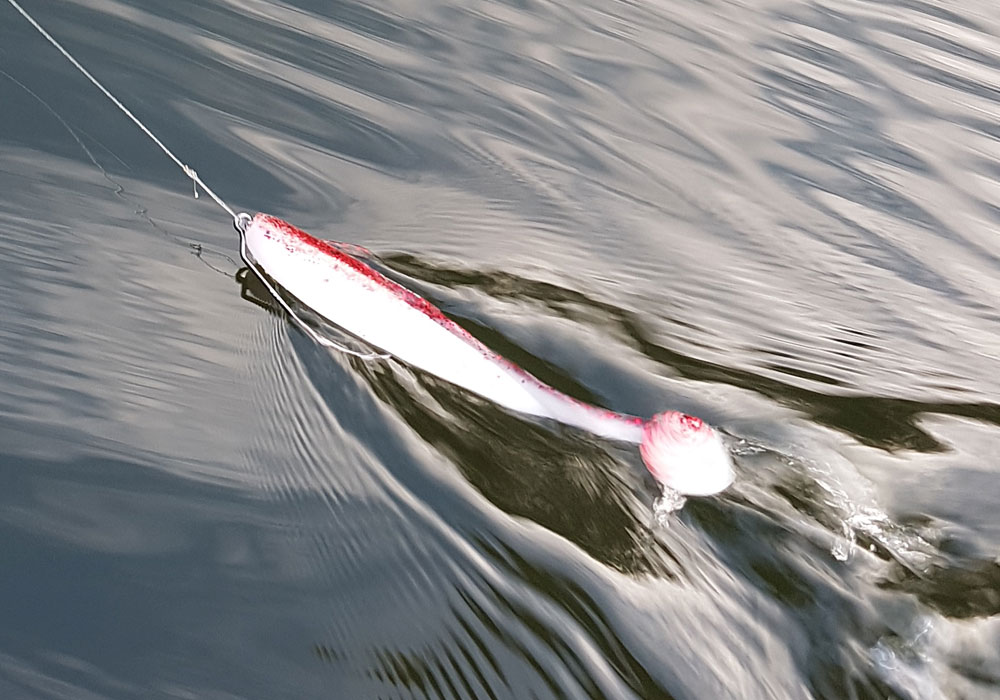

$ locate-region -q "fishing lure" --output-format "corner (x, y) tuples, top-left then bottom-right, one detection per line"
(8, 0), (734, 497)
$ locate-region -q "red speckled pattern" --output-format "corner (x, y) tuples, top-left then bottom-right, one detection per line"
(255, 213), (460, 331)
(643, 411), (710, 443)
(252, 213), (644, 430)
(679, 413), (705, 433)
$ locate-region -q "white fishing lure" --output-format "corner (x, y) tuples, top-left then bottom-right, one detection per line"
(244, 214), (734, 496)
(9, 0), (734, 497)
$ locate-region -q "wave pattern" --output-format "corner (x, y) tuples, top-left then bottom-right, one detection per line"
(2, 0), (1000, 697)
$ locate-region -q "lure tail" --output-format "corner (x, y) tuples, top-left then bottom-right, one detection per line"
(640, 411), (734, 496)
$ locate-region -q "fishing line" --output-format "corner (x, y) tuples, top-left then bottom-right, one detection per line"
(6, 0), (388, 360)
(5, 0), (240, 227)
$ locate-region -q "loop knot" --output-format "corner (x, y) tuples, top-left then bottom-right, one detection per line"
(234, 212), (253, 234)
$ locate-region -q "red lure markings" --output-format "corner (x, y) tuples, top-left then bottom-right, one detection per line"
(256, 214), (644, 427)
(647, 411), (708, 435)
(259, 214), (458, 329)
(680, 413), (705, 433)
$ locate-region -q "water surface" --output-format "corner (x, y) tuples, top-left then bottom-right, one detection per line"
(2, 0), (999, 697)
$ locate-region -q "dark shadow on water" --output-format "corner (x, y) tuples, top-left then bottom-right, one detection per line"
(235, 263), (667, 576)
(880, 558), (1000, 620)
(233, 255), (997, 582)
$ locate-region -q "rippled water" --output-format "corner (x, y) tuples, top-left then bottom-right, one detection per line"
(2, 0), (1000, 697)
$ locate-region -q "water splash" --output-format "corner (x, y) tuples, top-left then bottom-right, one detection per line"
(870, 637), (946, 700)
(652, 484), (687, 527)
(870, 616), (945, 700)
(813, 473), (936, 572)
(731, 435), (939, 570)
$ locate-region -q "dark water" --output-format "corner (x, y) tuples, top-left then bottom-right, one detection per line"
(2, 0), (999, 697)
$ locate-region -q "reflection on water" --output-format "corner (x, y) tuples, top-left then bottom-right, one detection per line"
(2, 0), (999, 697)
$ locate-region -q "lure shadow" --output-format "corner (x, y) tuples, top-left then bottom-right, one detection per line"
(235, 263), (685, 576)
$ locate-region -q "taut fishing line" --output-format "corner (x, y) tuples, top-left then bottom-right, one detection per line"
(6, 0), (237, 223)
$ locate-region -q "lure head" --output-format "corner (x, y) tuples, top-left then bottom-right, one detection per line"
(639, 411), (734, 496)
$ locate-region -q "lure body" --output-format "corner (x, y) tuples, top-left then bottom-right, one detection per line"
(244, 213), (734, 496)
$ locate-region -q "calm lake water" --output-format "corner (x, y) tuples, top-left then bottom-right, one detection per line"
(2, 0), (999, 697)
